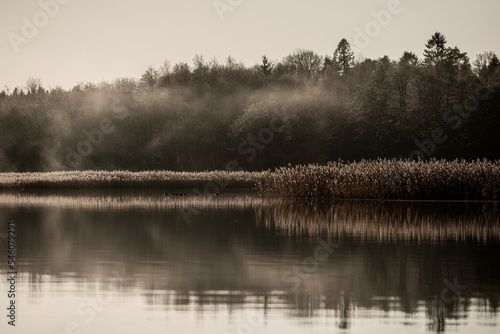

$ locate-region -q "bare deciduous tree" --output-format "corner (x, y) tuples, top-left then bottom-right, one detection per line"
(283, 49), (323, 81)
(26, 77), (43, 95)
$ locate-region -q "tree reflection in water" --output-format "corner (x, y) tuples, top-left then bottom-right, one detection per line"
(0, 191), (498, 333)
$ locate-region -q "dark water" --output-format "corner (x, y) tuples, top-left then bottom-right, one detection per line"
(0, 190), (499, 334)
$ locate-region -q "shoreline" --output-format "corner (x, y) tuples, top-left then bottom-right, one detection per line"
(0, 159), (499, 201)
(0, 170), (261, 190)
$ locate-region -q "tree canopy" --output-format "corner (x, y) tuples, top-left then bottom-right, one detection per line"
(0, 33), (499, 172)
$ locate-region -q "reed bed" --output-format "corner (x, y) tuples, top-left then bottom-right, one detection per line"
(0, 170), (262, 189)
(1, 159), (499, 200)
(256, 159), (500, 200)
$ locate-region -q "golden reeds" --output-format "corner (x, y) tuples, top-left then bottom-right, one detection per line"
(0, 170), (261, 189)
(256, 159), (500, 200)
(1, 159), (498, 200)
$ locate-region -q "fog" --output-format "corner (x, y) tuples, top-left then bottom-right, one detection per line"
(0, 35), (499, 172)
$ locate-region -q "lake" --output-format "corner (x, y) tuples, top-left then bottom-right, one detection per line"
(0, 190), (499, 334)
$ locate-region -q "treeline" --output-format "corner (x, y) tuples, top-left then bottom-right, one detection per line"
(0, 32), (499, 172)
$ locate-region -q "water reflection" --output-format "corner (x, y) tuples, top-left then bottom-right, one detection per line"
(0, 190), (498, 334)
(256, 199), (500, 242)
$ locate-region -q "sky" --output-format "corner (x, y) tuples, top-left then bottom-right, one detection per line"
(1, 0), (499, 91)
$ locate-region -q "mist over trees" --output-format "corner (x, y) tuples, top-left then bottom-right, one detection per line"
(1, 32), (499, 172)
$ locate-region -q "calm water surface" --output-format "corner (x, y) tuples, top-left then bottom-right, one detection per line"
(0, 190), (499, 334)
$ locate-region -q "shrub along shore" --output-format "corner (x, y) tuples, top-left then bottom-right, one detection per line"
(0, 159), (498, 200)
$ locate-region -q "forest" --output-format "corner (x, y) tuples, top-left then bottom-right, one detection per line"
(0, 32), (499, 173)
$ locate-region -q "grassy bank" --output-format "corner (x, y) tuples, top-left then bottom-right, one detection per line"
(0, 159), (499, 200)
(256, 159), (500, 200)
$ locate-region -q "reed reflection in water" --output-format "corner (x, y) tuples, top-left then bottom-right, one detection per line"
(0, 190), (498, 334)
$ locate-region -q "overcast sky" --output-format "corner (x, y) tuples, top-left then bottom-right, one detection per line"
(1, 0), (499, 91)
